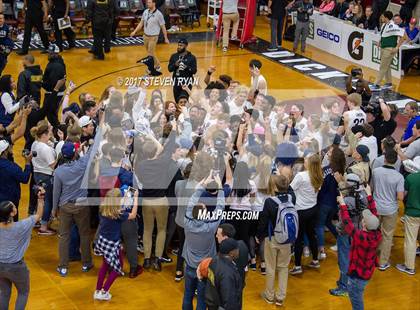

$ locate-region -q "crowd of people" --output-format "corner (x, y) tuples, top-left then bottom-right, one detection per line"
(0, 1), (419, 310)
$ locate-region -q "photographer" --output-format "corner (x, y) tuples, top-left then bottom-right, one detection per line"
(345, 69), (372, 106)
(336, 183), (381, 310)
(0, 14), (14, 76)
(365, 98), (397, 155)
(0, 188), (45, 310)
(0, 140), (32, 221)
(372, 149), (404, 271)
(168, 38), (197, 102)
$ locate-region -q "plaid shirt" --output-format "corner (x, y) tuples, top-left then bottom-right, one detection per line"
(339, 195), (382, 280)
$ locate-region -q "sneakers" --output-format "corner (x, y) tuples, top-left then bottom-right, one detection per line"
(416, 247), (420, 256)
(129, 265), (144, 278)
(38, 228), (56, 236)
(261, 292), (274, 304)
(137, 243), (144, 253)
(222, 47), (228, 53)
(382, 83), (393, 90)
(143, 258), (152, 270)
(378, 262), (391, 271)
(171, 248), (179, 256)
(275, 299), (284, 306)
(308, 260), (320, 269)
(175, 272), (184, 282)
(57, 267), (68, 277)
(329, 287), (348, 297)
(82, 264), (94, 272)
(370, 84), (381, 91)
(159, 254), (173, 263)
(95, 290), (112, 301)
(396, 264), (415, 275)
(267, 46), (278, 52)
(289, 266), (303, 275)
(318, 251), (327, 260)
(260, 262), (266, 275)
(152, 257), (162, 271)
(330, 244), (337, 252)
(249, 262), (257, 271)
(231, 36), (239, 41)
(303, 246), (310, 257)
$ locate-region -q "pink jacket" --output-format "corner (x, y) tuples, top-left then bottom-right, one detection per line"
(319, 1), (335, 13)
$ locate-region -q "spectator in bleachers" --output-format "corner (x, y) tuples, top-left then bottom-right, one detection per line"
(332, 0), (349, 19)
(401, 102), (420, 147)
(405, 18), (419, 42)
(350, 3), (363, 26)
(358, 6), (379, 30)
(393, 14), (406, 28)
(318, 0), (335, 14)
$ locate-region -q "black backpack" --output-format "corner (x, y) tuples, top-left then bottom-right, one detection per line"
(205, 257), (221, 309)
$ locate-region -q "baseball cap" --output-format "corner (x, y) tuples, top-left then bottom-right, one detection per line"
(61, 141), (76, 159)
(219, 238), (238, 255)
(0, 140), (9, 155)
(253, 125), (265, 136)
(356, 144), (370, 162)
(362, 209), (380, 230)
(275, 142), (299, 166)
(409, 18), (417, 25)
(345, 173), (363, 191)
(48, 44), (60, 54)
(178, 38), (188, 45)
(78, 115), (92, 128)
(177, 138), (193, 150)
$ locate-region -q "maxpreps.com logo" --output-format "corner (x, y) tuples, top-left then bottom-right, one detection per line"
(308, 20), (315, 40)
(347, 31), (364, 60)
(371, 41), (399, 71)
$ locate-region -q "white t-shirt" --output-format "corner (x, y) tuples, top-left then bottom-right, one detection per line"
(31, 141), (56, 175)
(295, 117), (308, 140)
(290, 171), (318, 210)
(358, 136), (378, 165)
(228, 99), (247, 116)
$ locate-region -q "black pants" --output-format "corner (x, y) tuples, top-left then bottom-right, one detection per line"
(43, 93), (63, 128)
(231, 214), (252, 253)
(92, 21), (109, 57)
(121, 219), (139, 270)
(270, 16), (285, 47)
(294, 205), (319, 266)
(53, 12), (75, 50)
(175, 224), (185, 272)
(0, 54), (8, 76)
(164, 209), (177, 255)
(22, 13), (49, 53)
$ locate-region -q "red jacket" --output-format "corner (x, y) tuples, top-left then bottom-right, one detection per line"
(339, 195), (382, 280)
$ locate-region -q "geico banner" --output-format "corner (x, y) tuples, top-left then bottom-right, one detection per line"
(305, 13), (343, 55)
(304, 12), (402, 78)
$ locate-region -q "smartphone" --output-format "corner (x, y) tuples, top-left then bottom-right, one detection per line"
(127, 186), (136, 197)
(169, 114), (175, 122)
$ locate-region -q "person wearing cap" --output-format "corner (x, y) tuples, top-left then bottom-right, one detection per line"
(337, 185), (382, 310)
(202, 238), (242, 310)
(168, 38), (197, 102)
(16, 0), (50, 55)
(130, 0), (169, 72)
(53, 124), (102, 276)
(0, 188), (45, 310)
(348, 144), (371, 184)
(405, 18), (419, 42)
(79, 115), (95, 144)
(371, 149), (404, 272)
(0, 140), (32, 221)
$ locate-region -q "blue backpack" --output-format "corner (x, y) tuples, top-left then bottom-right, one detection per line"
(270, 196), (298, 244)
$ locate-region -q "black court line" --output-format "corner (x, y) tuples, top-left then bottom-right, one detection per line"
(72, 51), (253, 92)
(246, 38), (419, 104)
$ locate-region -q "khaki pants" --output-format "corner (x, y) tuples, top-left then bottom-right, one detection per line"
(222, 12), (240, 48)
(144, 35), (159, 67)
(142, 197), (169, 259)
(379, 212), (398, 265)
(263, 237), (291, 301)
(58, 203), (92, 268)
(375, 47), (395, 85)
(404, 215), (420, 270)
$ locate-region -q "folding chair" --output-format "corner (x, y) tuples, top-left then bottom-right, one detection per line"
(117, 0), (136, 33)
(166, 0), (182, 29)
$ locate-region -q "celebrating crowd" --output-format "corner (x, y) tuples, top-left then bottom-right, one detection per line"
(0, 41), (419, 310)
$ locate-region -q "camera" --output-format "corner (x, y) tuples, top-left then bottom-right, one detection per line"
(126, 186), (136, 198)
(362, 96), (383, 117)
(214, 137), (226, 154)
(340, 179), (367, 218)
(22, 149), (37, 157)
(33, 182), (46, 194)
(351, 68), (362, 77)
(168, 114), (175, 122)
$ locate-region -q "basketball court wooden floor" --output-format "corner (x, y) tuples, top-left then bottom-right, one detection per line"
(4, 17), (420, 309)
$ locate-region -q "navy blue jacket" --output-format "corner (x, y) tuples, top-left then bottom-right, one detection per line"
(0, 159), (31, 204)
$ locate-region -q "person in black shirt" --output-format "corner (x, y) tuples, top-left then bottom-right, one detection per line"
(17, 0), (50, 55)
(0, 14), (14, 76)
(49, 0), (76, 51)
(331, 0), (349, 19)
(366, 98), (397, 156)
(17, 54), (43, 103)
(358, 6), (379, 30)
(346, 70), (372, 107)
(267, 0), (287, 50)
(168, 38), (197, 102)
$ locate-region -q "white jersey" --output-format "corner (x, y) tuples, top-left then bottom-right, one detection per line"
(251, 74), (267, 96)
(346, 109), (366, 130)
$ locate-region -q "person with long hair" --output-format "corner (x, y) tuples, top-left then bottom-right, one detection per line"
(0, 189), (45, 310)
(30, 120), (57, 235)
(289, 153), (324, 275)
(0, 75), (20, 128)
(94, 188), (139, 301)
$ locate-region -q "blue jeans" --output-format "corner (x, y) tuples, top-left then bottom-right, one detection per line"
(337, 234), (351, 291)
(316, 204), (338, 247)
(348, 276), (368, 310)
(69, 224), (81, 259)
(182, 265), (206, 310)
(33, 173), (53, 226)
